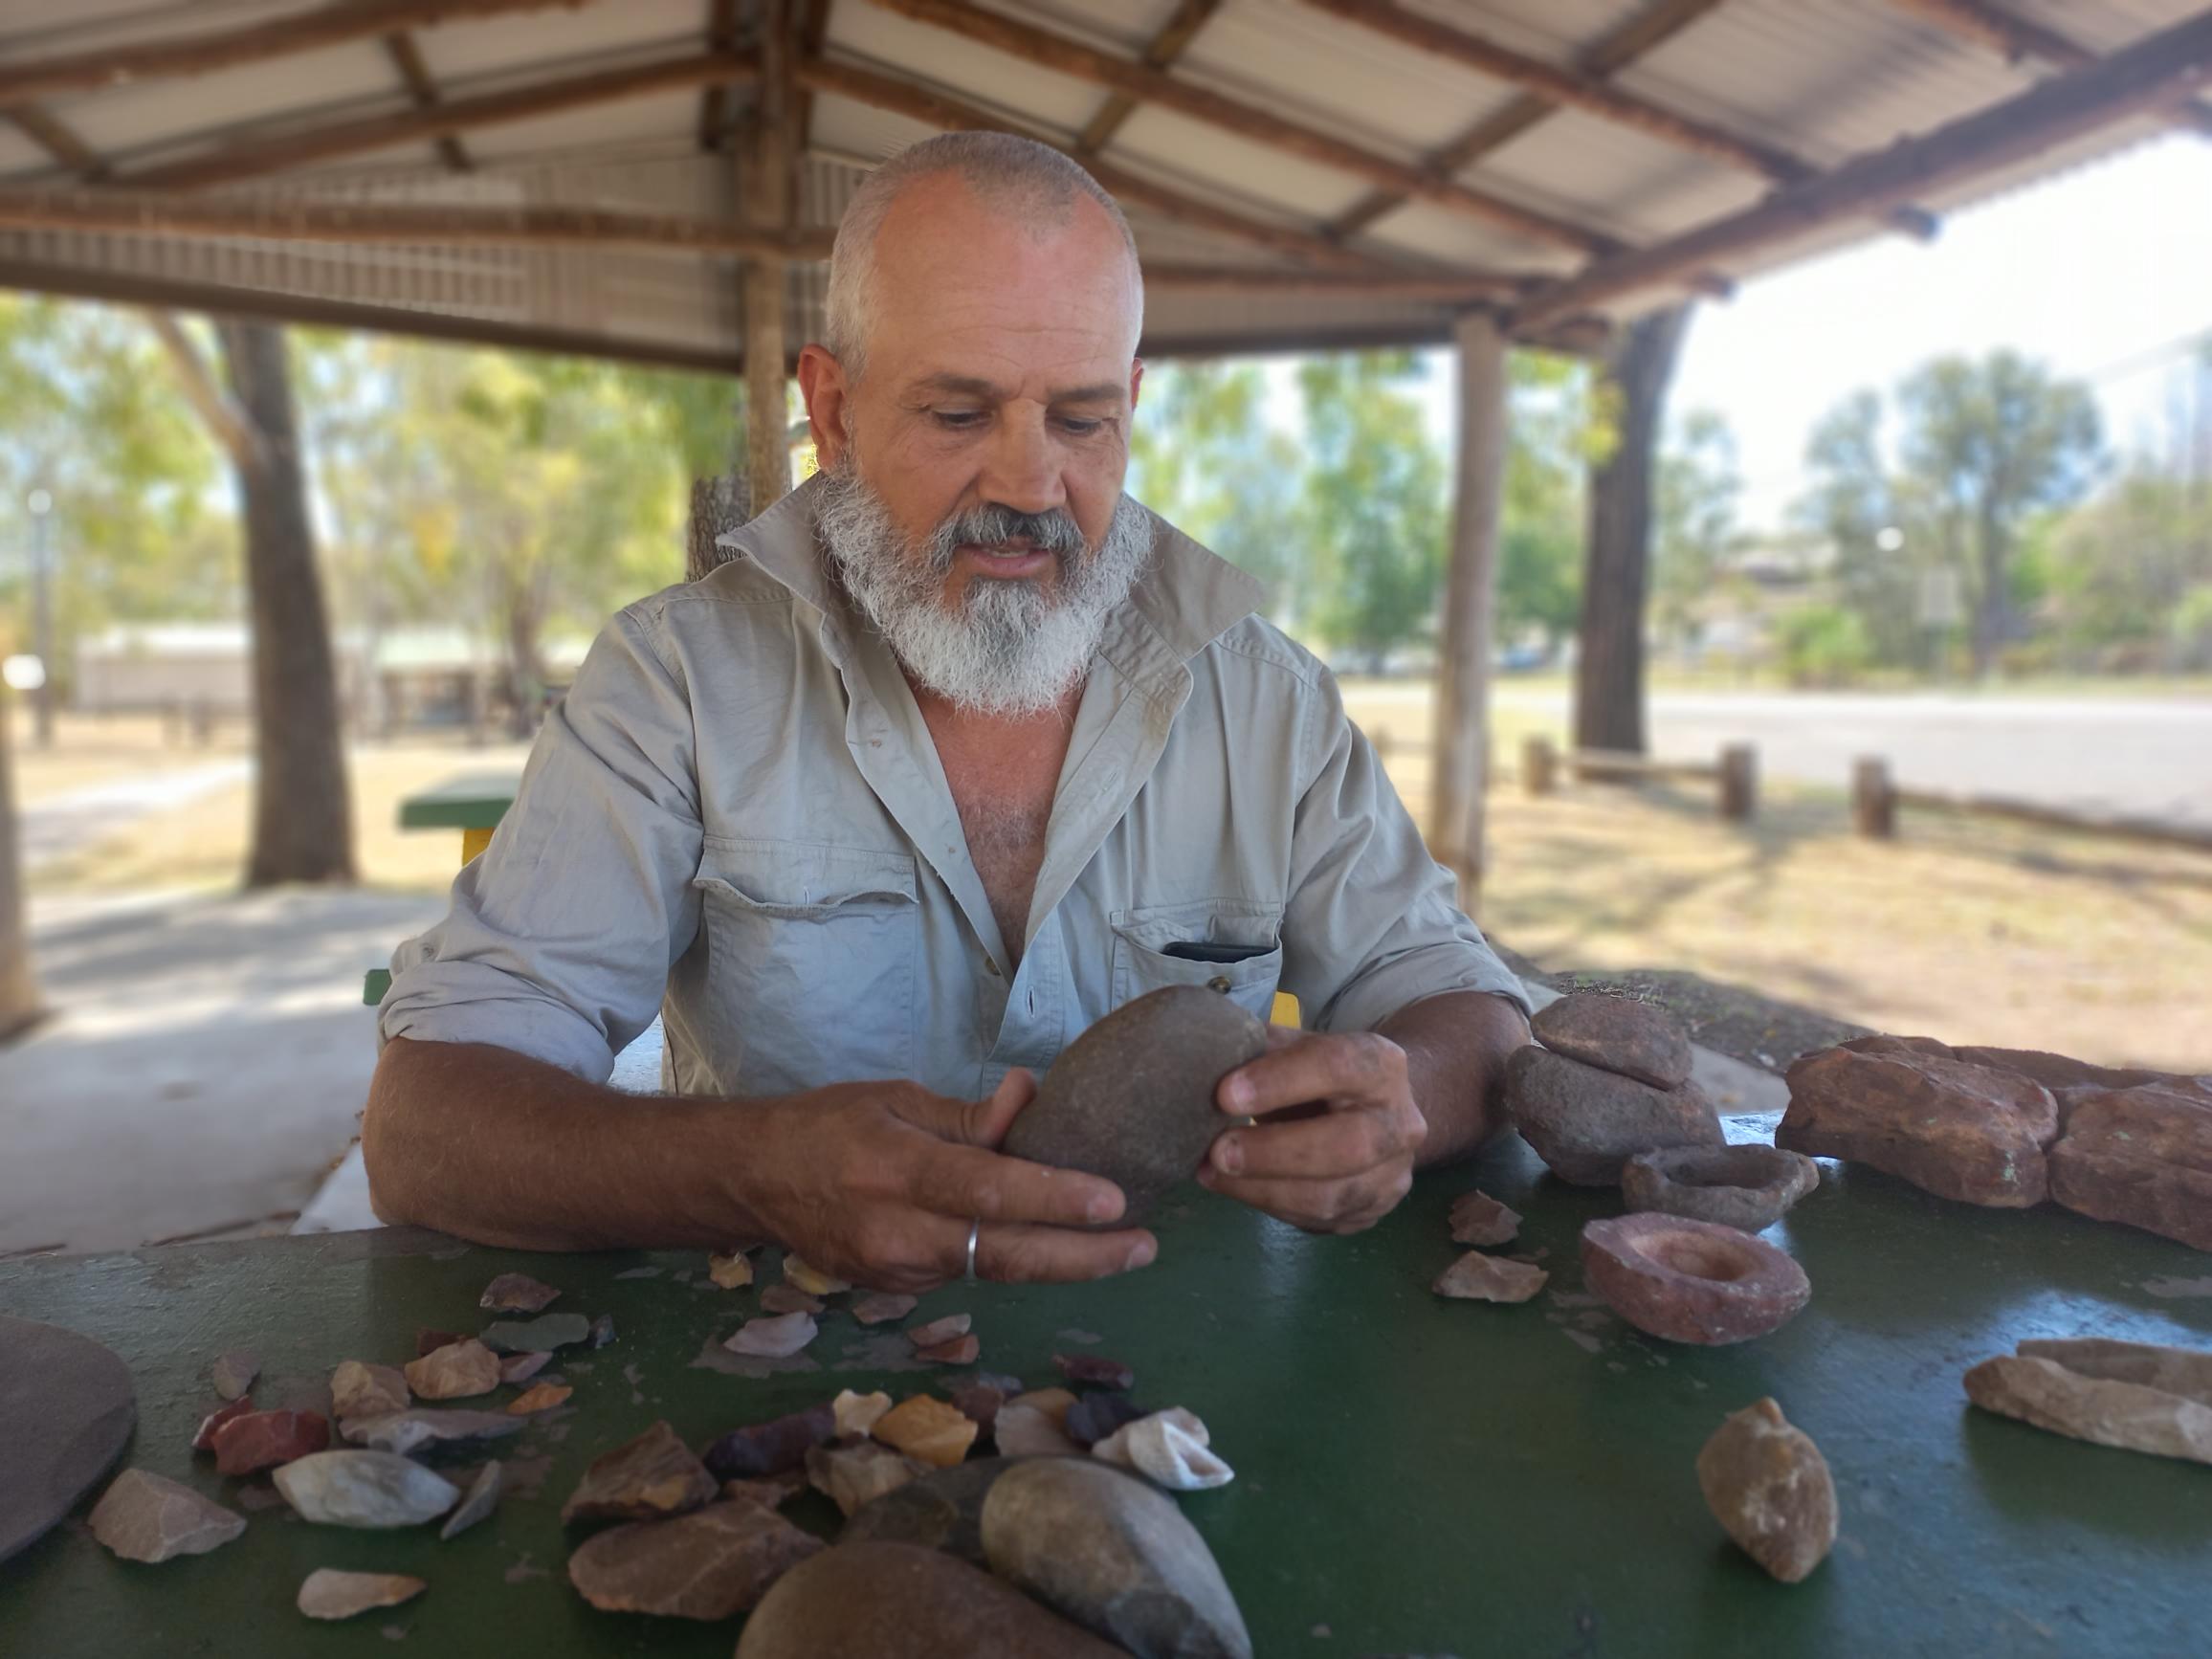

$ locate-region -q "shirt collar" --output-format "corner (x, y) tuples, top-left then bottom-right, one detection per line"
(715, 473), (1265, 669)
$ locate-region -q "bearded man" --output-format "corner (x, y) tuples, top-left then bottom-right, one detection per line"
(364, 131), (1532, 1288)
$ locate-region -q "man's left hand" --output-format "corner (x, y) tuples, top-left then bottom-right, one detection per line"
(1198, 1028), (1426, 1233)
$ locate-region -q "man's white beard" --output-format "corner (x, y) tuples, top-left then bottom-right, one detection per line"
(815, 457), (1153, 717)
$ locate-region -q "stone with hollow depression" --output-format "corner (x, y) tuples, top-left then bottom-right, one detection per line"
(724, 1312), (818, 1359)
(1006, 984), (1270, 1222)
(562, 1420), (717, 1524)
(88, 1470), (246, 1563)
(1696, 1398), (1836, 1583)
(1432, 1250), (1548, 1304)
(298, 1568), (427, 1620)
(1581, 1213), (1810, 1345)
(1623, 1144), (1820, 1233)
(479, 1272), (562, 1315)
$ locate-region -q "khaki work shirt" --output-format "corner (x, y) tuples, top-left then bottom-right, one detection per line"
(381, 475), (1528, 1099)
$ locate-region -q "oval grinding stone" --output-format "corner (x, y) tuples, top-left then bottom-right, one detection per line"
(0, 1316), (137, 1565)
(1006, 986), (1269, 1223)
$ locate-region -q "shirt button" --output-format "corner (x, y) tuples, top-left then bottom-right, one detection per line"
(985, 957), (1002, 978)
(1207, 975), (1231, 994)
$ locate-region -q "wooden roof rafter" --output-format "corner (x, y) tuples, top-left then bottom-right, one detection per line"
(1509, 7), (2212, 333)
(380, 32), (471, 174)
(697, 0), (745, 154)
(4, 103), (105, 180)
(1305, 0), (1938, 243)
(1887, 0), (2212, 140)
(1074, 0), (1223, 158)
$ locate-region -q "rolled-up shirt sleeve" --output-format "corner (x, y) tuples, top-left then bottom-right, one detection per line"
(378, 604), (705, 1083)
(1280, 671), (1530, 1035)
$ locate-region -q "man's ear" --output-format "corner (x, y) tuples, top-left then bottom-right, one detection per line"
(797, 343), (850, 469)
(1128, 358), (1145, 413)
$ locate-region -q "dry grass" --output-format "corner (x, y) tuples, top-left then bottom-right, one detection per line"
(8, 709), (250, 806)
(22, 688), (2211, 1073)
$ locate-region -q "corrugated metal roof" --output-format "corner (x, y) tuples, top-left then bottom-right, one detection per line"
(0, 0), (2202, 366)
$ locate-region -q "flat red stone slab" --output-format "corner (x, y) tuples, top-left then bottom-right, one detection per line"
(1581, 1213), (1810, 1346)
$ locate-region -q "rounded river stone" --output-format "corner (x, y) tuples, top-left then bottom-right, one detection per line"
(1622, 1144), (1820, 1232)
(980, 1457), (1252, 1659)
(1006, 985), (1268, 1223)
(1581, 1213), (1810, 1346)
(1505, 1045), (1722, 1186)
(1531, 991), (1692, 1089)
(737, 1540), (1127, 1658)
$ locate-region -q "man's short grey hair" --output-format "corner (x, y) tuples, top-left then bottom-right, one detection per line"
(824, 131), (1143, 382)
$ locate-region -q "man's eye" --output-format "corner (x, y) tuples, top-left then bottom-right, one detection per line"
(1057, 417), (1107, 436)
(932, 409), (985, 430)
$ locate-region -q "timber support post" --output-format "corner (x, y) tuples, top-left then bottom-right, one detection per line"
(1522, 735), (1557, 798)
(741, 0), (794, 516)
(1718, 741), (1757, 822)
(1427, 310), (1510, 912)
(0, 683), (42, 1041)
(1854, 756), (1896, 839)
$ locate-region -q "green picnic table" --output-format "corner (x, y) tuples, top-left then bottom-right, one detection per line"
(365, 774), (523, 1006)
(3, 1132), (2207, 1656)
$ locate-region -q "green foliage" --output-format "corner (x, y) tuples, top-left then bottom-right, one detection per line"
(1653, 408), (1746, 649)
(2035, 465), (2212, 671)
(1776, 603), (1874, 687)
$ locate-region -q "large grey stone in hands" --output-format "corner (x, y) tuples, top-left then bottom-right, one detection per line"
(1532, 991), (1692, 1088)
(274, 1450), (460, 1528)
(981, 1457), (1251, 1659)
(1006, 986), (1268, 1223)
(1506, 1045), (1722, 1185)
(737, 1540), (1129, 1658)
(88, 1470), (244, 1562)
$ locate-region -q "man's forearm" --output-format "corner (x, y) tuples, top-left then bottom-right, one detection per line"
(363, 1037), (776, 1252)
(1378, 990), (1532, 1166)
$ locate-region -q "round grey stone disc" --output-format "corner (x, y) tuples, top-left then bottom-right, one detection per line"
(0, 1315), (137, 1564)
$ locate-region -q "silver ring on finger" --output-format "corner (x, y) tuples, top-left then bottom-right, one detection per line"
(963, 1218), (981, 1285)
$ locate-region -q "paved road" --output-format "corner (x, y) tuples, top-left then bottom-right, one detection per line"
(1491, 691), (2212, 830)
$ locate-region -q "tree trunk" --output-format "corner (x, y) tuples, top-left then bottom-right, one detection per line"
(0, 687), (42, 1041)
(1970, 501), (2007, 678)
(1576, 303), (1693, 756)
(215, 319), (356, 887)
(686, 471), (749, 581)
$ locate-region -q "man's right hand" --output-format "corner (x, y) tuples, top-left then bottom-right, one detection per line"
(734, 1069), (1155, 1293)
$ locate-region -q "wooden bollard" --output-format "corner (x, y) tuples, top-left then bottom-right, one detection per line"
(1718, 742), (1757, 822)
(1522, 735), (1558, 798)
(1853, 757), (1895, 838)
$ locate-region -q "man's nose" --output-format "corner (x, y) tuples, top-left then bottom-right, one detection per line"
(976, 407), (1065, 518)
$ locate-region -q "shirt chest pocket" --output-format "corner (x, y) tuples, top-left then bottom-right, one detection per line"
(1110, 898), (1286, 1024)
(692, 839), (918, 1096)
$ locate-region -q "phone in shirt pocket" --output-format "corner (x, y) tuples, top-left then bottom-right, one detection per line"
(1109, 897), (1285, 1023)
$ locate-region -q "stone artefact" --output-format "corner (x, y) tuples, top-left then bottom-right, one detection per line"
(1623, 1144), (1821, 1233)
(1777, 1037), (2059, 1206)
(341, 1409), (523, 1456)
(783, 1254), (852, 1296)
(210, 1408), (330, 1475)
(190, 1395), (254, 1451)
(210, 1351), (258, 1402)
(1532, 991), (1693, 1090)
(993, 1402), (1082, 1458)
(841, 1458), (1012, 1566)
(87, 1470), (245, 1563)
(874, 1396), (979, 1468)
(297, 1568), (427, 1620)
(2048, 1083), (2212, 1252)
(736, 1540), (1128, 1658)
(1695, 1398), (1837, 1583)
(1006, 984), (1270, 1222)
(274, 1450), (460, 1528)
(499, 1351), (552, 1385)
(906, 1313), (971, 1350)
(478, 1312), (592, 1354)
(0, 1316), (137, 1567)
(917, 1334), (981, 1366)
(722, 1472), (806, 1511)
(724, 1312), (818, 1359)
(1092, 1407), (1234, 1492)
(405, 1338), (501, 1401)
(703, 1405), (837, 1481)
(1505, 1046), (1723, 1185)
(588, 1314), (616, 1349)
(1065, 1391), (1144, 1449)
(1055, 1353), (1135, 1391)
(562, 1421), (718, 1523)
(982, 1457), (1252, 1659)
(479, 1272), (562, 1314)
(438, 1460), (502, 1539)
(567, 1499), (824, 1620)
(1966, 1338), (2212, 1467)
(508, 1382), (572, 1415)
(807, 1440), (927, 1516)
(833, 1389), (895, 1440)
(1432, 1250), (1548, 1303)
(950, 1374), (1021, 1431)
(1449, 1189), (1520, 1247)
(415, 1328), (465, 1357)
(708, 1251), (756, 1290)
(330, 1360), (410, 1421)
(760, 1285), (825, 1316)
(852, 1292), (918, 1326)
(1581, 1213), (1811, 1346)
